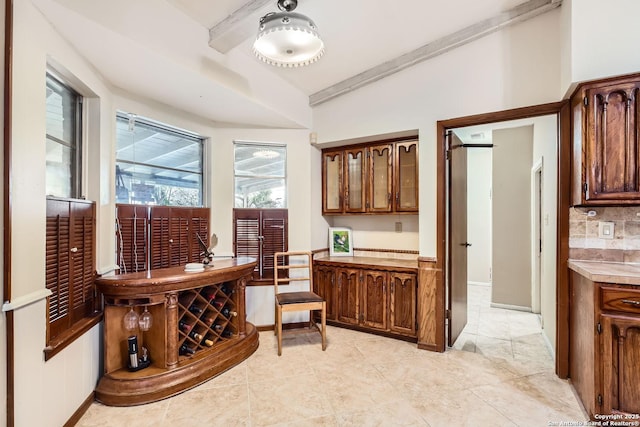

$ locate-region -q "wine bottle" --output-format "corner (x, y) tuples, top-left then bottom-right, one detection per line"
(221, 329), (233, 338)
(189, 330), (203, 341)
(211, 323), (223, 332)
(201, 314), (215, 326)
(179, 320), (192, 332)
(201, 288), (216, 301)
(202, 338), (214, 347)
(188, 304), (203, 315)
(221, 307), (237, 318)
(211, 298), (225, 309)
(221, 284), (234, 295)
(179, 344), (196, 355)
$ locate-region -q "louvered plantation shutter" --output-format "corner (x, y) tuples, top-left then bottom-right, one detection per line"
(261, 209), (287, 280)
(115, 204), (148, 273)
(190, 207), (210, 263)
(233, 208), (288, 282)
(46, 198), (96, 341)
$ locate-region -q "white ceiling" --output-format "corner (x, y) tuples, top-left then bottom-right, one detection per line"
(32, 0), (541, 128)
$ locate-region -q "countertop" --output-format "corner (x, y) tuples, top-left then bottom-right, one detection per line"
(568, 259), (640, 286)
(314, 256), (418, 271)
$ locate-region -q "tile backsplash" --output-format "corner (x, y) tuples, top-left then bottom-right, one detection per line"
(569, 206), (640, 263)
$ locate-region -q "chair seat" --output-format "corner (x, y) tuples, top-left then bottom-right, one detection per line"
(276, 291), (323, 305)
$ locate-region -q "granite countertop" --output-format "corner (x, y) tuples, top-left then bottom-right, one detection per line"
(568, 259), (640, 286)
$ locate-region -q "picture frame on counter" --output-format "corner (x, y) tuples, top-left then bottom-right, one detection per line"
(329, 227), (353, 256)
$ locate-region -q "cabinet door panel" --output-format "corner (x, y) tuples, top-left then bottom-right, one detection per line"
(601, 315), (640, 415)
(389, 273), (417, 335)
(345, 148), (366, 213)
(337, 269), (359, 324)
(395, 141), (419, 212)
(585, 82), (640, 201)
(362, 270), (387, 330)
(369, 144), (393, 212)
(323, 151), (343, 213)
(313, 266), (338, 320)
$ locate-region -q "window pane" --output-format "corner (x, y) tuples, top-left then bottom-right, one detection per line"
(116, 114), (203, 206)
(235, 177), (285, 208)
(46, 138), (73, 197)
(46, 73), (80, 198)
(234, 142), (287, 208)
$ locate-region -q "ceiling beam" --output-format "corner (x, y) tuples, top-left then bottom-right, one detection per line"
(208, 0), (272, 53)
(309, 0), (562, 107)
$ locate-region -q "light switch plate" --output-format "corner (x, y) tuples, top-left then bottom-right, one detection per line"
(598, 221), (615, 239)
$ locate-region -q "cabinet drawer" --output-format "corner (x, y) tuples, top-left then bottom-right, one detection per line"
(601, 286), (640, 315)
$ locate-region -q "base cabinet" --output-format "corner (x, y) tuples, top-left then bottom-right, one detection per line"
(569, 269), (640, 418)
(314, 259), (417, 339)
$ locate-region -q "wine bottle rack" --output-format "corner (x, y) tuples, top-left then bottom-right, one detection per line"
(94, 258), (259, 406)
(177, 281), (238, 358)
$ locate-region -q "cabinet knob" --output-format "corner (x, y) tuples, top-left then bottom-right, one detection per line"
(169, 239), (174, 243)
(70, 247), (78, 253)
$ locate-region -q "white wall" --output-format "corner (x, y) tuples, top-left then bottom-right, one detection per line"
(565, 0), (640, 93)
(330, 215), (419, 252)
(531, 115), (558, 354)
(466, 149), (492, 285)
(10, 2), (112, 426)
(312, 9), (562, 257)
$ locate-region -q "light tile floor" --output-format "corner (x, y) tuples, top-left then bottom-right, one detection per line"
(77, 285), (587, 426)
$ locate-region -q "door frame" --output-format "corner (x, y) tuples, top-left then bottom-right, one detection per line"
(435, 101), (571, 378)
(531, 158), (543, 315)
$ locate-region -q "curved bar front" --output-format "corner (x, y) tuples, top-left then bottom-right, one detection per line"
(95, 257), (258, 406)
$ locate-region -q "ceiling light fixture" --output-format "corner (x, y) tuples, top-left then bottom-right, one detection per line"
(253, 0), (324, 68)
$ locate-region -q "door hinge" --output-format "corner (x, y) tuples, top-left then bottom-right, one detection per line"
(597, 322), (602, 334)
(597, 394), (602, 406)
(584, 96), (588, 107)
(583, 182), (588, 195)
(446, 309), (451, 320)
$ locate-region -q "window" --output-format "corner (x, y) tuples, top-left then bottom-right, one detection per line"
(46, 73), (82, 198)
(116, 113), (204, 206)
(234, 142), (286, 208)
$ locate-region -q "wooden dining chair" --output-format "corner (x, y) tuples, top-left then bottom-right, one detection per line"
(273, 251), (327, 356)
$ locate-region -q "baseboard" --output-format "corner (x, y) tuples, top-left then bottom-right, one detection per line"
(489, 302), (532, 312)
(468, 281), (491, 287)
(542, 329), (556, 359)
(63, 391), (95, 427)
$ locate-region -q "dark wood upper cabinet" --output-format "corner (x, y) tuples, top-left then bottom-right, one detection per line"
(571, 74), (640, 205)
(322, 138), (418, 215)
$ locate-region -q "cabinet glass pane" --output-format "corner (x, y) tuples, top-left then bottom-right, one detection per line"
(371, 147), (389, 209)
(347, 151), (363, 209)
(325, 154), (341, 210)
(398, 144), (417, 208)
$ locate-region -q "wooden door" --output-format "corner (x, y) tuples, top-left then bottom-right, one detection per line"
(600, 314), (640, 415)
(395, 140), (419, 212)
(344, 147), (367, 213)
(337, 268), (360, 325)
(389, 272), (417, 335)
(368, 144), (393, 212)
(448, 133), (468, 347)
(585, 81), (640, 202)
(313, 265), (338, 320)
(361, 270), (387, 330)
(322, 150), (344, 214)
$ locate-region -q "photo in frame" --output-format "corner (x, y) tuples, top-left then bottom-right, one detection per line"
(328, 227), (353, 256)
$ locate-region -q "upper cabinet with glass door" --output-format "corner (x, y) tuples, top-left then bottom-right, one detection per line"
(321, 138), (418, 215)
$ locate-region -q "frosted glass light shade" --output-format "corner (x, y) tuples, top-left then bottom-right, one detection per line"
(253, 12), (324, 67)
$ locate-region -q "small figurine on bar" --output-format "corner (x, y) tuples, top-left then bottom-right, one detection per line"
(197, 233), (217, 266)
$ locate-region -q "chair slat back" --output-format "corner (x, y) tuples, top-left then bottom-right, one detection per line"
(274, 251), (313, 295)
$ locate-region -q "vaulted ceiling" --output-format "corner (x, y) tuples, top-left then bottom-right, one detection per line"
(32, 0), (559, 128)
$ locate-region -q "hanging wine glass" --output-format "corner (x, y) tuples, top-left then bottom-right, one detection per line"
(123, 306), (139, 331)
(139, 306), (153, 331)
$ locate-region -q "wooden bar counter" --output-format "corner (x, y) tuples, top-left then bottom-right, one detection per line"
(94, 257), (258, 406)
